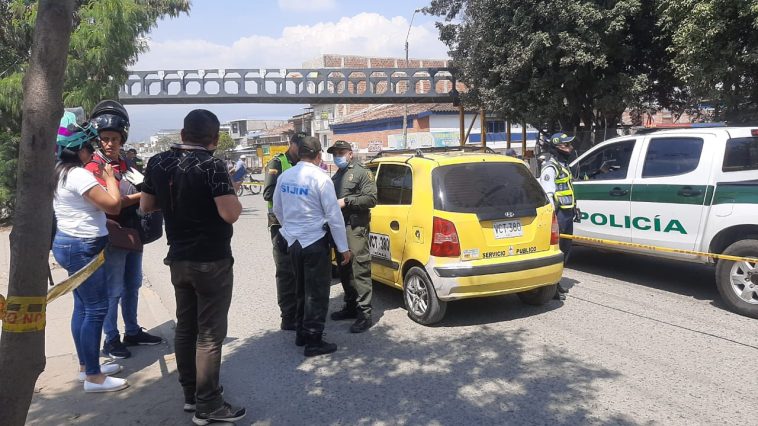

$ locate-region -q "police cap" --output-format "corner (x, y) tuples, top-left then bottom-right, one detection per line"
(327, 140), (352, 154)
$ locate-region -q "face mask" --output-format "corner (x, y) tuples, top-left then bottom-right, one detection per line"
(334, 156), (349, 169)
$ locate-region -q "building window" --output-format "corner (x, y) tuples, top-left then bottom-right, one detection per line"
(487, 120), (505, 134)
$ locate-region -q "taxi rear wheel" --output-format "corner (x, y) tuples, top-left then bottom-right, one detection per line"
(715, 239), (758, 319)
(403, 266), (446, 325)
(517, 283), (557, 306)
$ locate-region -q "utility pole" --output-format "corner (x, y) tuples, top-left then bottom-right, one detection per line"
(402, 9), (421, 149)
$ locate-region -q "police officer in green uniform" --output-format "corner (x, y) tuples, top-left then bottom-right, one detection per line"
(327, 140), (377, 333)
(263, 133), (303, 329)
(538, 132), (577, 300)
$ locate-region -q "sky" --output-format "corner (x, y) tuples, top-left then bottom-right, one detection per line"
(126, 0), (451, 142)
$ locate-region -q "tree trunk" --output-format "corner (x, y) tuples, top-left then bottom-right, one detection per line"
(0, 1), (75, 424)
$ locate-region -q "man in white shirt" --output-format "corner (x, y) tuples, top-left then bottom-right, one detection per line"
(273, 136), (351, 357)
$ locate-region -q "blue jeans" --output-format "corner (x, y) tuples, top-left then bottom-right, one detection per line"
(52, 232), (109, 375)
(103, 246), (143, 342)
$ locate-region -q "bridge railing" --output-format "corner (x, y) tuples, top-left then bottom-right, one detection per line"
(119, 68), (459, 104)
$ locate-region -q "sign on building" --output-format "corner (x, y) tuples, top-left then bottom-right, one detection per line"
(367, 141), (383, 152)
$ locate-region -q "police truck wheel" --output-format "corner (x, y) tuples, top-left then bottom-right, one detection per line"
(403, 266), (446, 325)
(517, 283), (558, 305)
(715, 240), (758, 319)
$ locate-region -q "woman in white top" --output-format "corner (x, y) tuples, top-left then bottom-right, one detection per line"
(51, 116), (127, 393)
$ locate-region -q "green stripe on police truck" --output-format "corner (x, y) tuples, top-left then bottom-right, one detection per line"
(579, 211), (687, 234)
(630, 184), (707, 205)
(574, 182), (758, 205)
(712, 182), (758, 205)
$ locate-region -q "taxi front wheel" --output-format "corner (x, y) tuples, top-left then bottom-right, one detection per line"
(517, 283), (558, 306)
(403, 266), (446, 325)
(715, 239), (758, 319)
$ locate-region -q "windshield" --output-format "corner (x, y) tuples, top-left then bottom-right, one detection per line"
(432, 162), (548, 219)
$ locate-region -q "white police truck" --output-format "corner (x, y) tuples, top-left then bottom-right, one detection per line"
(570, 126), (758, 318)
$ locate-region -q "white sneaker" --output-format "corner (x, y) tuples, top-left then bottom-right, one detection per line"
(77, 363), (123, 382)
(84, 376), (129, 393)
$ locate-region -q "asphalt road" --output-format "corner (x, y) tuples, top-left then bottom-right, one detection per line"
(141, 192), (758, 425)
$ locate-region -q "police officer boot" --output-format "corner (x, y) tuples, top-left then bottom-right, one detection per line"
(303, 333), (337, 357)
(349, 313), (372, 333)
(330, 304), (358, 321)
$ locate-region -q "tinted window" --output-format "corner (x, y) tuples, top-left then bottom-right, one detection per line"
(642, 137), (703, 178)
(432, 162), (548, 217)
(723, 137), (758, 172)
(575, 140), (635, 181)
(376, 164), (412, 205)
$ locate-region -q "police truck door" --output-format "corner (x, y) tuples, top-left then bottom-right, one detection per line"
(630, 133), (713, 252)
(571, 138), (641, 243)
(368, 163), (412, 285)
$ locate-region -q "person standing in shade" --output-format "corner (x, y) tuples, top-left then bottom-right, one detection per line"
(273, 136), (351, 357)
(262, 133), (302, 330)
(86, 100), (161, 359)
(327, 140), (377, 333)
(140, 109), (246, 424)
(538, 132), (577, 300)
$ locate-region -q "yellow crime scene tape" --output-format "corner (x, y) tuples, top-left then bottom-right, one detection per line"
(0, 249), (105, 333)
(561, 234), (758, 263)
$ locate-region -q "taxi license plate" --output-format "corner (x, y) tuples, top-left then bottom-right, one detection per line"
(493, 220), (523, 239)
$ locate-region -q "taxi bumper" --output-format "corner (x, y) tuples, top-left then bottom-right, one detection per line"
(428, 252), (564, 301)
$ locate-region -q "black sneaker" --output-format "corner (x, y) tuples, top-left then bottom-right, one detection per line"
(184, 386), (224, 412)
(102, 337), (131, 359)
(192, 402), (246, 425)
(330, 305), (358, 321)
(349, 315), (373, 333)
(123, 328), (163, 346)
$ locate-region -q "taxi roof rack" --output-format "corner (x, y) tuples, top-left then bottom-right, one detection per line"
(372, 145), (497, 159)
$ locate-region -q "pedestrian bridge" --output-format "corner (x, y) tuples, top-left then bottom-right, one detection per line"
(118, 68), (459, 105)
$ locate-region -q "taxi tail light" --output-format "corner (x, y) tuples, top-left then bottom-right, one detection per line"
(550, 214), (560, 245)
(751, 129), (758, 137)
(431, 216), (460, 257)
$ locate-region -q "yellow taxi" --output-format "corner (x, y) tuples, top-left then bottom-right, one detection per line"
(366, 147), (564, 324)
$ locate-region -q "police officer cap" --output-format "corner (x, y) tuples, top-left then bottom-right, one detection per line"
(299, 136), (322, 154)
(549, 132), (575, 146)
(327, 140), (352, 154)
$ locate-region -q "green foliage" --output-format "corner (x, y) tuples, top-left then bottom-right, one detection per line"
(0, 0), (189, 220)
(426, 0), (674, 134)
(215, 131), (236, 155)
(660, 0), (758, 123)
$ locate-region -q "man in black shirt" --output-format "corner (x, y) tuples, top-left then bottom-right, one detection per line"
(141, 109), (245, 424)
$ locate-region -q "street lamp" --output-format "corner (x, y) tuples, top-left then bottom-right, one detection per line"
(402, 8), (422, 149)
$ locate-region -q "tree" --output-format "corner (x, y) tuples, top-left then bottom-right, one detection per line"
(426, 0), (675, 144)
(216, 131), (236, 156)
(660, 0), (758, 123)
(0, 2), (75, 424)
(0, 0), (190, 221)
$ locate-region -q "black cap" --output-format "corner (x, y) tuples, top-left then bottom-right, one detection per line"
(290, 132), (307, 144)
(183, 109), (220, 143)
(327, 140), (352, 154)
(299, 136), (322, 155)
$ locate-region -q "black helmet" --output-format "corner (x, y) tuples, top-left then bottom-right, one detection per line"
(90, 100), (130, 142)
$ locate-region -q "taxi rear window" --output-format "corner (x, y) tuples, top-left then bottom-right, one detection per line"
(432, 162), (548, 219)
(723, 137), (758, 172)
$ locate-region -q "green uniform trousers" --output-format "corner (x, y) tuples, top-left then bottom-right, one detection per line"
(338, 224), (373, 316)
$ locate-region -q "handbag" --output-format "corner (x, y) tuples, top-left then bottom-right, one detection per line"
(106, 219), (143, 252)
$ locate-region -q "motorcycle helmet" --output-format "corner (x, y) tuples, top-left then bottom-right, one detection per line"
(90, 100), (130, 142)
(56, 111), (98, 152)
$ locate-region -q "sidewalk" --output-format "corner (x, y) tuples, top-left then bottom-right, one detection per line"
(0, 231), (190, 425)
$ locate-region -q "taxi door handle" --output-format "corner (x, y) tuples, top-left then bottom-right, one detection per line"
(608, 187), (628, 196)
(390, 221), (400, 231)
(677, 186), (702, 197)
